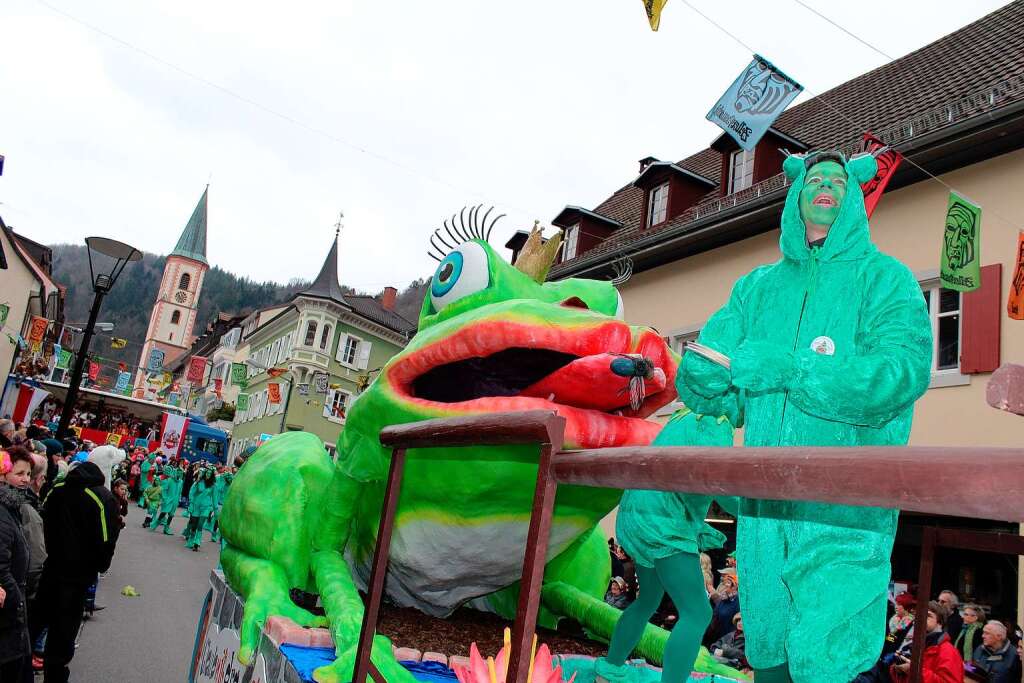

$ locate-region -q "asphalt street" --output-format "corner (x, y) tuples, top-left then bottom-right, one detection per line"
(68, 503), (219, 682)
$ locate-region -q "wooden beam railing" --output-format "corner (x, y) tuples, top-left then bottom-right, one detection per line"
(356, 405), (1024, 683)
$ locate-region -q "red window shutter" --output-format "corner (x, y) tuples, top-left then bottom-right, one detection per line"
(960, 263), (1002, 374)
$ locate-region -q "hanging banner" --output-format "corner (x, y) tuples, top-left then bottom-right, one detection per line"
(297, 383), (309, 396)
(267, 383), (281, 404)
(56, 349), (72, 370)
(313, 373), (329, 394)
(147, 348), (165, 373)
(230, 362), (247, 386)
(861, 133), (903, 218)
(10, 383), (50, 424)
(267, 367), (287, 378)
(0, 303), (8, 327)
(159, 412), (190, 458)
(114, 371), (131, 393)
(213, 378), (223, 398)
(236, 393), (250, 412)
(110, 337), (128, 349)
(707, 55), (803, 151)
(88, 362), (100, 381)
(28, 316), (48, 345)
(641, 0), (669, 30)
(1008, 230), (1024, 320)
(187, 356), (208, 384)
(940, 192), (982, 292)
(168, 392), (181, 406)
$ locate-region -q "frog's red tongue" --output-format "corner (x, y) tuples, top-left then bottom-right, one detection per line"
(518, 353), (666, 412)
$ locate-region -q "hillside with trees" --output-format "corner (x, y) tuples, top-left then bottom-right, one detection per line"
(50, 243), (427, 369)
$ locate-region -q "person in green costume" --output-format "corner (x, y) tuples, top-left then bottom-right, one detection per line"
(137, 452), (157, 507)
(150, 461), (183, 534)
(595, 408), (737, 683)
(677, 150), (932, 683)
(141, 476), (162, 528)
(206, 469), (232, 542)
(184, 467), (216, 551)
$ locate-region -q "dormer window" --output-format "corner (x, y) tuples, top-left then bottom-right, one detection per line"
(729, 149), (755, 193)
(647, 183), (669, 227)
(563, 223), (580, 261)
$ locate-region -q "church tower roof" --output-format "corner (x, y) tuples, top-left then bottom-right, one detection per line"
(299, 232), (345, 302)
(170, 187), (208, 265)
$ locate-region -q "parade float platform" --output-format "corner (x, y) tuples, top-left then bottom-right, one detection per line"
(188, 571), (746, 683)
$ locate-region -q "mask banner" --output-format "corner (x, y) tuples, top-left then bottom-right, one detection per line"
(1008, 229), (1024, 320)
(236, 393), (250, 412)
(267, 383), (281, 404)
(147, 348), (165, 373)
(707, 55), (802, 151)
(230, 363), (247, 387)
(115, 371), (131, 393)
(187, 356), (208, 384)
(861, 133), (903, 218)
(940, 192), (982, 292)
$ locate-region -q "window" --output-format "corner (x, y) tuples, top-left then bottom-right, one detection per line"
(728, 149), (755, 193)
(563, 224), (580, 261)
(304, 321), (317, 346)
(339, 335), (359, 366)
(669, 328), (701, 356)
(922, 284), (961, 372)
(222, 328), (241, 350)
(179, 272), (191, 290)
(171, 310), (181, 324)
(647, 183), (669, 227)
(320, 325), (332, 351)
(324, 388), (350, 423)
(270, 339), (281, 365)
(280, 333), (292, 361)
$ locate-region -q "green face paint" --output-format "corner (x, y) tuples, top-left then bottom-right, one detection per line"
(799, 160), (848, 231)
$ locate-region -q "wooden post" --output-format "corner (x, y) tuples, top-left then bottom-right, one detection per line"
(910, 527), (936, 682)
(507, 441), (559, 683)
(351, 447), (407, 683)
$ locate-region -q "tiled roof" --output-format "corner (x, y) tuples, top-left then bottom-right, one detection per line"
(344, 295), (417, 336)
(552, 0), (1024, 275)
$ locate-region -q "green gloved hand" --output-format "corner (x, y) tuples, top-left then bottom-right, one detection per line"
(730, 341), (796, 393)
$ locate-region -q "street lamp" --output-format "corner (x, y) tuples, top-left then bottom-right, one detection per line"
(57, 237), (141, 438)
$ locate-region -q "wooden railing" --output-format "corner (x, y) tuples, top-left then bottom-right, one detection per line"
(353, 365), (1024, 683)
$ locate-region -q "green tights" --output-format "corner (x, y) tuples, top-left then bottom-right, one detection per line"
(606, 551), (710, 682)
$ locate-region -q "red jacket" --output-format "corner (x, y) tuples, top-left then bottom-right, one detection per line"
(890, 631), (964, 683)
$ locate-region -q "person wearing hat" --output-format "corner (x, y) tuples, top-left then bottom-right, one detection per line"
(677, 151), (931, 683)
(604, 577), (630, 610)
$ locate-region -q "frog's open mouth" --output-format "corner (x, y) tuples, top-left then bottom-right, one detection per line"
(386, 319), (676, 449)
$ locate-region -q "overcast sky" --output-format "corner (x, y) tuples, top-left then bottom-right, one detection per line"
(0, 0), (1009, 292)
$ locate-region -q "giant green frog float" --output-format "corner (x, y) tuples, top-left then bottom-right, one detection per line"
(219, 217), (743, 682)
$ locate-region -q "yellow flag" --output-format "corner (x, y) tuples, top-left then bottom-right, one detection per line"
(111, 337), (128, 349)
(642, 0), (669, 30)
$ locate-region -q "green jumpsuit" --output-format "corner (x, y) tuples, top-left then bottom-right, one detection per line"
(151, 466), (183, 534)
(206, 472), (232, 542)
(677, 153), (932, 682)
(137, 454), (156, 507)
(185, 473), (216, 550)
(597, 409), (738, 683)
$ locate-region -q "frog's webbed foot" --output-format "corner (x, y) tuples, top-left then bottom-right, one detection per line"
(312, 635), (418, 683)
(222, 546), (328, 664)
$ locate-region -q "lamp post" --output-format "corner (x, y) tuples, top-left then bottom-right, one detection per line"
(57, 237), (141, 439)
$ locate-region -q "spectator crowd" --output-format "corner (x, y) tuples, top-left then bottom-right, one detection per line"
(0, 416), (236, 682)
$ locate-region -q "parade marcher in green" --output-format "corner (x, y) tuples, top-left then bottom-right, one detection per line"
(184, 467), (216, 551)
(595, 408), (738, 683)
(206, 469), (233, 543)
(150, 462), (183, 535)
(141, 477), (162, 528)
(137, 451), (157, 508)
(678, 151), (932, 683)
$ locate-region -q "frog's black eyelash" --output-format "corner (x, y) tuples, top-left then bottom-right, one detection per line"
(427, 204), (506, 262)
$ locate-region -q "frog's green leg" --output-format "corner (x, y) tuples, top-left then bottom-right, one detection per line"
(221, 545), (328, 664)
(308, 471), (417, 683)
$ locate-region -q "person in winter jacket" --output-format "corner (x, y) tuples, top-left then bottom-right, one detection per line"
(955, 604), (986, 663)
(184, 467), (216, 551)
(34, 461), (120, 683)
(150, 462), (182, 534)
(972, 621), (1019, 683)
(710, 612), (748, 670)
(0, 448), (31, 681)
(889, 601), (963, 682)
(678, 151), (932, 683)
(141, 477), (162, 528)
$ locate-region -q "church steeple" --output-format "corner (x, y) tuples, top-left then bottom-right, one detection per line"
(171, 186), (208, 265)
(298, 213), (346, 302)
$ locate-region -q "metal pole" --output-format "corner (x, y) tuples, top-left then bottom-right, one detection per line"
(56, 289), (105, 439)
(278, 375), (294, 434)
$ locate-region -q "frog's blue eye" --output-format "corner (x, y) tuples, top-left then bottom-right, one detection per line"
(430, 241), (489, 312)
